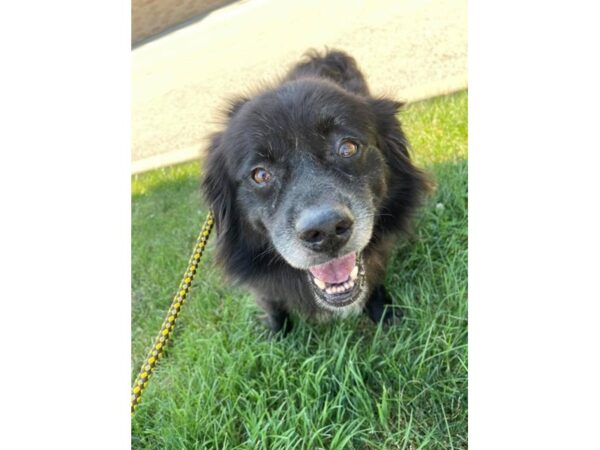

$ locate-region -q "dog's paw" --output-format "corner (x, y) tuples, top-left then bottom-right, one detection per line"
(364, 286), (403, 327)
(260, 313), (293, 338)
(381, 305), (404, 327)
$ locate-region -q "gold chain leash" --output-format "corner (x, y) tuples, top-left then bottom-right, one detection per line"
(131, 211), (214, 415)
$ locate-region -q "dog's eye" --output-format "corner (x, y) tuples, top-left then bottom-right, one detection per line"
(337, 140), (359, 158)
(251, 167), (272, 184)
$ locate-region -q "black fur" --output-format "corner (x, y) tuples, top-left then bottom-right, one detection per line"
(202, 50), (429, 333)
(364, 285), (403, 325)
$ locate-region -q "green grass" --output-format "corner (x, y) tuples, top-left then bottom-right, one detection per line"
(132, 90), (468, 449)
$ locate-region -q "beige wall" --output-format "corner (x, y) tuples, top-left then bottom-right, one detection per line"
(132, 0), (233, 45)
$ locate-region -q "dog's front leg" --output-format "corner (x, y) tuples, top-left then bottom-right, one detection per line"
(256, 297), (293, 336)
(364, 285), (403, 326)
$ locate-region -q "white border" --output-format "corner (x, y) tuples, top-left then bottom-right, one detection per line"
(0, 1), (131, 448)
(469, 1), (600, 448)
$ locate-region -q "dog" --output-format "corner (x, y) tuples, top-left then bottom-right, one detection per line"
(202, 50), (429, 334)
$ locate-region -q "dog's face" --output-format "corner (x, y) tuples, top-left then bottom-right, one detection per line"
(204, 79), (420, 312)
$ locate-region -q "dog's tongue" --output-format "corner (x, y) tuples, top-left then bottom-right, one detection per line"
(309, 253), (356, 284)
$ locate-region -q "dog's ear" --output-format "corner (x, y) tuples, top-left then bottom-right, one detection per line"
(369, 97), (432, 233)
(201, 132), (236, 237)
(369, 98), (409, 158)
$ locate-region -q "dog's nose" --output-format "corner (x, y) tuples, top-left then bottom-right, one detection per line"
(296, 205), (354, 252)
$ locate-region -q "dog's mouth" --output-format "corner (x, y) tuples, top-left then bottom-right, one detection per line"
(307, 252), (366, 308)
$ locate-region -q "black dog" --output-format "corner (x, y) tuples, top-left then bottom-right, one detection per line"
(202, 50), (429, 334)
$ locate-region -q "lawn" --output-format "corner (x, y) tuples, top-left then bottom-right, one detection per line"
(131, 90), (468, 449)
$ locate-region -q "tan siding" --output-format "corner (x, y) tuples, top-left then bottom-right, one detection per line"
(132, 0), (233, 44)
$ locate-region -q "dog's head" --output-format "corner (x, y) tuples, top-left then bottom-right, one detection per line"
(203, 78), (427, 311)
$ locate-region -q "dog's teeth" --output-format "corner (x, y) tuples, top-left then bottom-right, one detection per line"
(325, 287), (334, 295)
(314, 278), (326, 290)
(348, 279), (355, 289)
(350, 266), (359, 280)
